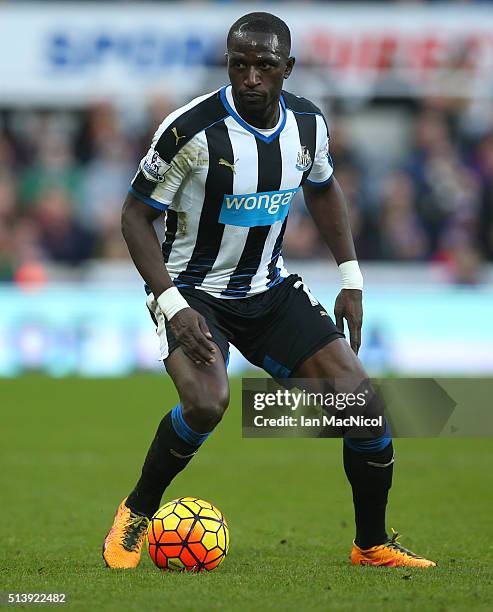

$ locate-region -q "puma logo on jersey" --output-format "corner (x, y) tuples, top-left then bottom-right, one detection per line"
(219, 158), (237, 173)
(171, 127), (186, 146)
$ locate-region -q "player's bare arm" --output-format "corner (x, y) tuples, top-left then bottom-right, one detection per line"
(121, 193), (216, 366)
(303, 179), (363, 354)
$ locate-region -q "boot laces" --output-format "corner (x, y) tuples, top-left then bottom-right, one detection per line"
(385, 528), (421, 559)
(122, 512), (149, 552)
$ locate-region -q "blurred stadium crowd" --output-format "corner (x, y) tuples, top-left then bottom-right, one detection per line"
(1, 93), (493, 284)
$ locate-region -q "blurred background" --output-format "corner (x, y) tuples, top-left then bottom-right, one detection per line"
(1, 1), (493, 376)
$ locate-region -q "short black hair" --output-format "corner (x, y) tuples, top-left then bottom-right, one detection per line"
(227, 12), (291, 57)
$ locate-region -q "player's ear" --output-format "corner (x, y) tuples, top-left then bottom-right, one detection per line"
(284, 57), (295, 79)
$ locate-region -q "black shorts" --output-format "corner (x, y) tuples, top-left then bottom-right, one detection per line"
(147, 274), (344, 377)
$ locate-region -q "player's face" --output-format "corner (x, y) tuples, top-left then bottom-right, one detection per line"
(227, 32), (294, 121)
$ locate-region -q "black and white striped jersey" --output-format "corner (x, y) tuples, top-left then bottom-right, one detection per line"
(130, 85), (334, 298)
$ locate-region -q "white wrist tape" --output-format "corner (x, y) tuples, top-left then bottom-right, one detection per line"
(156, 287), (190, 321)
(339, 260), (363, 290)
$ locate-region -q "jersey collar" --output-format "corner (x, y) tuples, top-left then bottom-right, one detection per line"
(220, 85), (287, 144)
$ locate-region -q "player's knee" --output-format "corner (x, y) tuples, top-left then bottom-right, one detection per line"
(181, 384), (229, 431)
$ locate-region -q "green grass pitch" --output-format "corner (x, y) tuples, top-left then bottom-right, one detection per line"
(1, 376), (492, 611)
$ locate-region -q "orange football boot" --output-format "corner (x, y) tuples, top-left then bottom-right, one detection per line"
(351, 529), (436, 568)
(102, 497), (149, 568)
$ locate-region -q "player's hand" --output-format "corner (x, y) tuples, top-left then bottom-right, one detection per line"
(169, 308), (216, 366)
(334, 289), (363, 355)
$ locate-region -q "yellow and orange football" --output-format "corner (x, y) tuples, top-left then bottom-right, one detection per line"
(147, 497), (229, 572)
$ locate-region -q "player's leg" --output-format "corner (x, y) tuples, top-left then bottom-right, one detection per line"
(103, 348), (229, 569)
(126, 349), (229, 519)
(103, 290), (230, 569)
(294, 335), (435, 567)
(247, 279), (394, 554)
(293, 341), (395, 548)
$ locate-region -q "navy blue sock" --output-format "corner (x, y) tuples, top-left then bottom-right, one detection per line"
(127, 405), (213, 518)
(343, 426), (394, 549)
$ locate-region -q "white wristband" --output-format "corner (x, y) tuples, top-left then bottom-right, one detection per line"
(339, 260), (363, 290)
(156, 287), (190, 321)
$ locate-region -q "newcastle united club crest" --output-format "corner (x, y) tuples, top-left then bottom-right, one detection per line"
(296, 146), (312, 172)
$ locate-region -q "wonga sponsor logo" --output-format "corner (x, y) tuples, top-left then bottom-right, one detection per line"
(219, 188), (300, 227)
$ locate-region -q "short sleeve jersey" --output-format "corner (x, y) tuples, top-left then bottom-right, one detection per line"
(130, 85), (334, 298)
